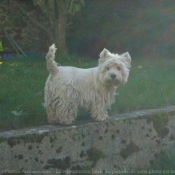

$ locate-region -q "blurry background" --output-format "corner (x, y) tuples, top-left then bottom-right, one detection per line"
(1, 0), (175, 59)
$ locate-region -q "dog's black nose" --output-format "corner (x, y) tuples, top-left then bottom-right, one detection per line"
(111, 74), (116, 79)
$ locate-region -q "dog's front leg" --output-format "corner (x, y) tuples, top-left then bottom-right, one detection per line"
(90, 102), (108, 122)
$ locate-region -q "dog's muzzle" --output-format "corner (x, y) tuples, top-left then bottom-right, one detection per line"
(111, 73), (116, 79)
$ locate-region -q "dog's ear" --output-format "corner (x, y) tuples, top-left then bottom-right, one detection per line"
(99, 48), (111, 58)
(121, 52), (131, 68)
(99, 48), (113, 64)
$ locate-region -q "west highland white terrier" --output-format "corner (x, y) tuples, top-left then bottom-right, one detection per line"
(44, 44), (131, 125)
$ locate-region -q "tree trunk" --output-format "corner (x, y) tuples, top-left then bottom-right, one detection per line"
(55, 0), (68, 56)
(14, 0), (69, 56)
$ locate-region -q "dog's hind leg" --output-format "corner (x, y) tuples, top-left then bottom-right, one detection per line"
(56, 103), (78, 125)
(47, 97), (78, 125)
(46, 44), (58, 76)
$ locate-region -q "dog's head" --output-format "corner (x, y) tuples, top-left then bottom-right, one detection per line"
(98, 48), (131, 86)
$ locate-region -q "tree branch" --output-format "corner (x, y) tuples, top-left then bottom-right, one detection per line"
(34, 0), (55, 23)
(12, 1), (54, 42)
(68, 0), (74, 13)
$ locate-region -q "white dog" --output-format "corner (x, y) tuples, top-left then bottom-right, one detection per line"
(44, 44), (131, 125)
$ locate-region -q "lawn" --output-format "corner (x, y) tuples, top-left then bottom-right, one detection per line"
(0, 55), (175, 131)
(112, 57), (175, 114)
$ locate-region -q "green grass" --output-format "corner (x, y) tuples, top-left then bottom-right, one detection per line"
(111, 57), (175, 114)
(149, 152), (175, 175)
(0, 55), (175, 131)
(124, 151), (175, 175)
(0, 56), (47, 131)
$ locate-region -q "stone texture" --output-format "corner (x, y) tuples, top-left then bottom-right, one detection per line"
(0, 106), (175, 175)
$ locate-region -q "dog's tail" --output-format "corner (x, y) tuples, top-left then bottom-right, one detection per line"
(46, 44), (58, 75)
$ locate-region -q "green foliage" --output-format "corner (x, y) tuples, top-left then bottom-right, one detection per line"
(68, 0), (85, 16)
(33, 0), (85, 16)
(0, 41), (4, 52)
(32, 0), (46, 6)
(68, 0), (175, 58)
(32, 0), (37, 6)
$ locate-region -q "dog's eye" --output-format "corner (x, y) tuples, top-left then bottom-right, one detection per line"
(117, 66), (121, 71)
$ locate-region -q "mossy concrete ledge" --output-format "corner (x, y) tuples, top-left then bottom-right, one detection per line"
(0, 106), (175, 174)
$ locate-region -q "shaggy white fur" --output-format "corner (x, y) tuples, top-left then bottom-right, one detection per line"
(44, 44), (131, 125)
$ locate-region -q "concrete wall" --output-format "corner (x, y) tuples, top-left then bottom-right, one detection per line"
(0, 106), (175, 175)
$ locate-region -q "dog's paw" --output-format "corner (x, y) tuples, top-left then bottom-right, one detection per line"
(93, 114), (108, 122)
